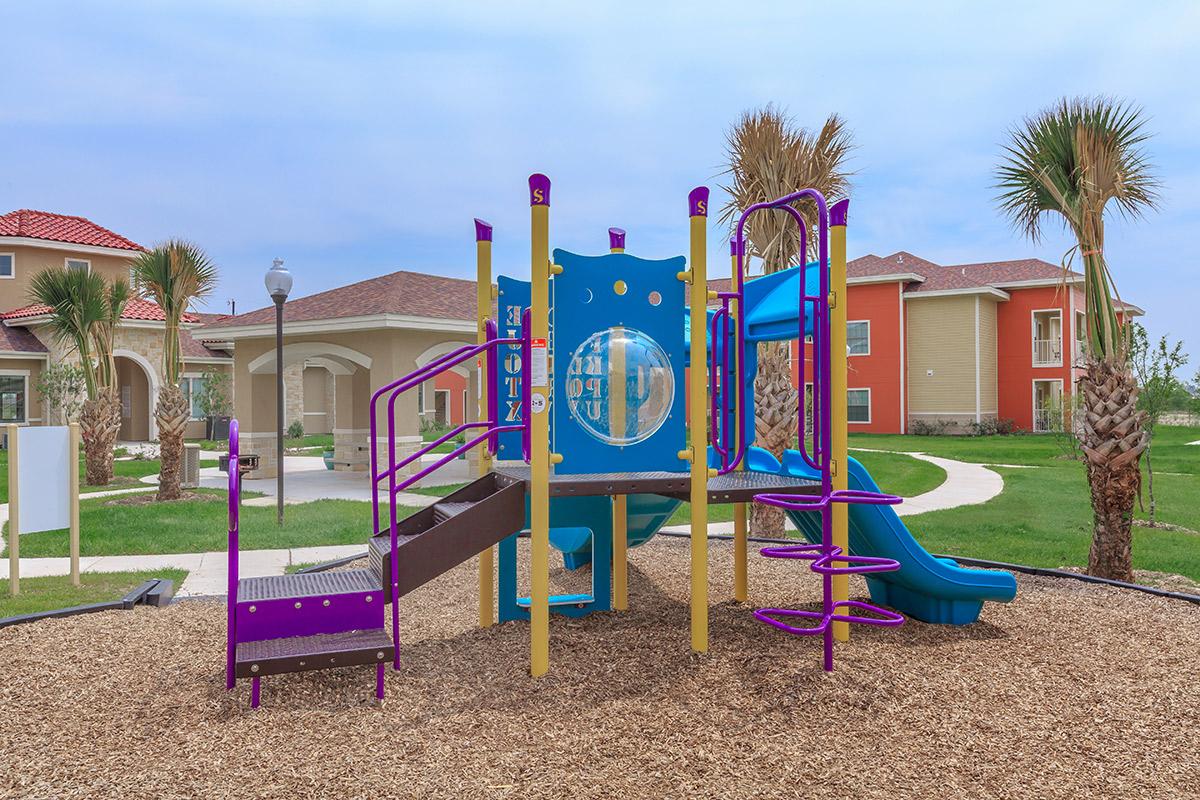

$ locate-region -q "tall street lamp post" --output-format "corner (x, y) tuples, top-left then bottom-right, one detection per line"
(265, 258), (292, 526)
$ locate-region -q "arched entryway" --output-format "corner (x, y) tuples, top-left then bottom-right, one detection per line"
(113, 350), (158, 441)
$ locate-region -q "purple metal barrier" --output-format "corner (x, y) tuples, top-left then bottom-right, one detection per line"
(225, 419), (240, 691)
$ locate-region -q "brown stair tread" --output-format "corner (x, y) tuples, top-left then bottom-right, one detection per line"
(433, 501), (473, 522)
(238, 569), (381, 603)
(234, 628), (394, 678)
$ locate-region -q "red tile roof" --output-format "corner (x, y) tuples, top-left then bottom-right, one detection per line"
(201, 270), (477, 329)
(1, 299), (199, 323)
(0, 209), (143, 251)
(0, 324), (49, 354)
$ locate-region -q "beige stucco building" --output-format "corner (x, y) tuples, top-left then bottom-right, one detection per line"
(0, 209), (232, 439)
(196, 270), (481, 478)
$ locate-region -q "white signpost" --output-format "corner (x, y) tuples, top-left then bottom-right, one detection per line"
(7, 424), (80, 596)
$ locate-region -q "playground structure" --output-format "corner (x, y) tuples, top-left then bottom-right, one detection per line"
(223, 175), (1018, 707)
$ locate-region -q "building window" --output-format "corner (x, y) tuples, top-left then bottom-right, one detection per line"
(417, 382), (426, 415)
(179, 376), (206, 419)
(0, 375), (26, 422)
(0, 253), (13, 279)
(847, 321), (870, 355)
(847, 388), (871, 423)
(65, 258), (91, 273)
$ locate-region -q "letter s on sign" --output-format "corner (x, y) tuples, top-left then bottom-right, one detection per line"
(533, 188), (544, 204)
(696, 200), (706, 215)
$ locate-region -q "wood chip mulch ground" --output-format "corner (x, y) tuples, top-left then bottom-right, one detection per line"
(103, 490), (217, 507)
(1, 537), (1198, 800)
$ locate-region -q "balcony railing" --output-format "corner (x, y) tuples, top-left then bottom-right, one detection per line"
(1033, 407), (1060, 433)
(1072, 339), (1087, 365)
(1033, 338), (1062, 366)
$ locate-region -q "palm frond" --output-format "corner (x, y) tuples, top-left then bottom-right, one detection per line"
(719, 106), (856, 274)
(995, 96), (1158, 361)
(130, 240), (219, 383)
(27, 267), (109, 398)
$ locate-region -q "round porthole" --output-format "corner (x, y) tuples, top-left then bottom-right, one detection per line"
(565, 327), (675, 446)
(613, 280), (628, 296)
(582, 288), (594, 304)
(648, 290), (662, 306)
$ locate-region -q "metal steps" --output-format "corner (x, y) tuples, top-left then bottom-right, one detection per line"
(369, 473), (526, 600)
(234, 628), (394, 679)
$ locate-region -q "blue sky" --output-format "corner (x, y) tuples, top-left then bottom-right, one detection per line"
(2, 1), (1198, 352)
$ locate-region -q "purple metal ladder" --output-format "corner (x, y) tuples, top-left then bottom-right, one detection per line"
(715, 191), (904, 671)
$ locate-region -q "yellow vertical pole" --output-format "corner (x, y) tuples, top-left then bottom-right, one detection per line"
(475, 219), (495, 628)
(687, 188), (709, 652)
(729, 241), (747, 603)
(830, 199), (850, 643)
(69, 422), (80, 587)
(612, 495), (627, 610)
(609, 229), (629, 611)
(529, 175), (552, 677)
(7, 424), (18, 596)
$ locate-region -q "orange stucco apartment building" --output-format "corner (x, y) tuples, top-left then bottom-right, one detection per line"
(790, 251), (1142, 434)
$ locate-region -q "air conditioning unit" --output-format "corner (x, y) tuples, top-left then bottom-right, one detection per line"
(182, 443), (201, 489)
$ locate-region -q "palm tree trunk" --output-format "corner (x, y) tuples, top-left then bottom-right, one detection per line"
(156, 384), (190, 501)
(750, 340), (798, 536)
(78, 389), (122, 486)
(1080, 358), (1148, 581)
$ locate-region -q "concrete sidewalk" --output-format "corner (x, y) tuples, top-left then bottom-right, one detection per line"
(11, 544), (368, 598)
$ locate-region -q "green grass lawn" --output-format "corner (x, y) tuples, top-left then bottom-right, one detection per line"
(408, 483), (468, 497)
(850, 449), (946, 497)
(0, 569), (188, 618)
(905, 463), (1200, 581)
(6, 491), (419, 558)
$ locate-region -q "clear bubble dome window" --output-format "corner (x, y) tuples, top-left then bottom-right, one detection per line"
(564, 327), (675, 446)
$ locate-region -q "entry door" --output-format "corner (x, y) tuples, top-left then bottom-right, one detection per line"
(434, 390), (450, 426)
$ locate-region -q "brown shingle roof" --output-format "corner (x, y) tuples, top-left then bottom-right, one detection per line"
(201, 270), (476, 329)
(0, 324), (48, 354)
(181, 329), (230, 360)
(906, 257), (1078, 293)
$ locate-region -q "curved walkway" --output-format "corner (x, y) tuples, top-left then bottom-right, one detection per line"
(856, 449), (1006, 517)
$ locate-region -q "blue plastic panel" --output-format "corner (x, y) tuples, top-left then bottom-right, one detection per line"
(551, 249), (686, 475)
(495, 275), (530, 460)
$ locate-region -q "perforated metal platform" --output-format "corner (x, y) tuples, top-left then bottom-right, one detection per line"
(493, 466), (819, 502)
(234, 628), (394, 678)
(238, 569), (381, 602)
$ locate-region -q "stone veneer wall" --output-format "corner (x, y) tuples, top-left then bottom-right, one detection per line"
(283, 362), (305, 431)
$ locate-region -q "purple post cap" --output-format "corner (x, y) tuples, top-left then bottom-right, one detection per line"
(608, 227), (626, 251)
(729, 238), (745, 256)
(529, 174), (551, 207)
(830, 198), (850, 227)
(688, 186), (710, 217)
(474, 218), (493, 242)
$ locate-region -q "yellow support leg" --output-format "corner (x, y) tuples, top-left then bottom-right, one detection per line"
(830, 202), (850, 643)
(613, 495), (628, 610)
(476, 221), (495, 628)
(529, 175), (552, 677)
(688, 187), (709, 653)
(734, 502), (747, 602)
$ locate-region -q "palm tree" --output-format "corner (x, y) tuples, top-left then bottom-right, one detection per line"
(996, 96), (1158, 581)
(28, 269), (125, 484)
(130, 241), (218, 501)
(720, 107), (854, 535)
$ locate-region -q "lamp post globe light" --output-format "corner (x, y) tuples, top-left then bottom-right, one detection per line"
(265, 258), (291, 526)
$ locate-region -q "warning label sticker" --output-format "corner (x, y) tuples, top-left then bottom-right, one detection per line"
(530, 338), (548, 388)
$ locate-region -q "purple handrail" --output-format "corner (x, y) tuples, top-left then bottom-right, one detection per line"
(365, 314), (531, 670)
(225, 419), (240, 691)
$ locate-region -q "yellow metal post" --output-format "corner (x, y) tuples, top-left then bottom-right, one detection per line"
(609, 229), (629, 611)
(7, 424), (18, 596)
(830, 200), (850, 642)
(70, 422), (80, 587)
(475, 219), (495, 628)
(687, 188), (709, 652)
(528, 175), (552, 677)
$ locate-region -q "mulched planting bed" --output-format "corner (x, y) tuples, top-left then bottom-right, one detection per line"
(1, 536), (1197, 799)
(103, 490), (218, 507)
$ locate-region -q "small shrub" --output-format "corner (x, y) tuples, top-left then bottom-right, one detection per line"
(910, 419), (953, 436)
(286, 420), (305, 440)
(967, 417), (1018, 436)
